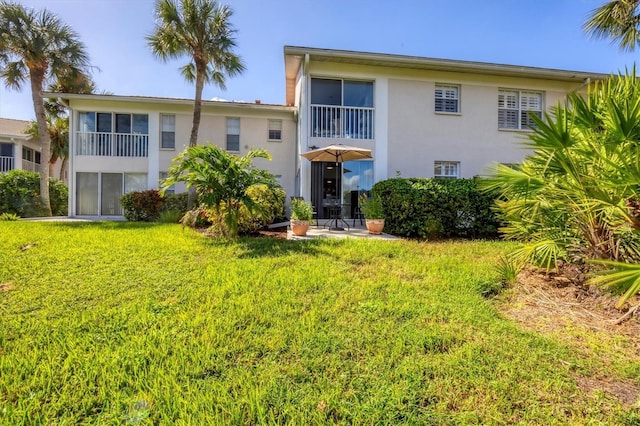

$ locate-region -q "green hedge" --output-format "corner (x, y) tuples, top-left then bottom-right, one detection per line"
(0, 170), (68, 217)
(120, 190), (165, 222)
(372, 178), (499, 239)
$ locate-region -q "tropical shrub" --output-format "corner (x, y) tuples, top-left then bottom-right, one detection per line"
(120, 189), (165, 222)
(372, 177), (499, 239)
(290, 198), (314, 221)
(482, 70), (640, 306)
(0, 212), (19, 221)
(0, 170), (67, 217)
(162, 193), (189, 214)
(235, 184), (285, 234)
(164, 145), (279, 237)
(359, 193), (385, 219)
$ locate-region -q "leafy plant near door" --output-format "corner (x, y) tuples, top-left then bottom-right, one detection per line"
(290, 198), (314, 236)
(359, 193), (385, 234)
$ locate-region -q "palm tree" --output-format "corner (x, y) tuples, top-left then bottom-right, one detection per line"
(584, 0), (640, 51)
(0, 2), (91, 215)
(26, 116), (68, 180)
(163, 145), (277, 238)
(483, 70), (640, 306)
(147, 0), (245, 149)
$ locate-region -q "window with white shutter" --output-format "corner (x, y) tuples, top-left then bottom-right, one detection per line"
(435, 84), (460, 113)
(498, 89), (542, 130)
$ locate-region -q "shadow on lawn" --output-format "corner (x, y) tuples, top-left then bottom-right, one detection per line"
(198, 234), (330, 258)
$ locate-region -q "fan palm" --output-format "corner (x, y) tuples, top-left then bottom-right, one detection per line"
(147, 0), (245, 149)
(584, 0), (640, 51)
(483, 70), (640, 306)
(0, 1), (90, 215)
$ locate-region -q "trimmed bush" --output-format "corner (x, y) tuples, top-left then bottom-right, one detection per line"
(372, 177), (499, 239)
(162, 193), (189, 215)
(120, 189), (165, 222)
(0, 170), (68, 217)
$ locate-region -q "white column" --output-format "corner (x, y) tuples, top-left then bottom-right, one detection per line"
(68, 110), (75, 216)
(299, 57), (311, 200)
(374, 77), (389, 183)
(147, 112), (160, 189)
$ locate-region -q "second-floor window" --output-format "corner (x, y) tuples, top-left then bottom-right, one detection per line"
(435, 84), (460, 113)
(161, 114), (175, 149)
(226, 118), (240, 151)
(268, 120), (282, 141)
(498, 90), (542, 130)
(310, 78), (374, 139)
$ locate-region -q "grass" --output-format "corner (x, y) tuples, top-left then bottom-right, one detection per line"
(0, 222), (639, 424)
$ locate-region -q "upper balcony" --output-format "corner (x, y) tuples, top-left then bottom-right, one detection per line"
(310, 78), (374, 141)
(310, 105), (374, 140)
(76, 132), (149, 157)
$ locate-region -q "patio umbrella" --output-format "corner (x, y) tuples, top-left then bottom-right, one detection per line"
(300, 144), (372, 163)
(300, 144), (372, 230)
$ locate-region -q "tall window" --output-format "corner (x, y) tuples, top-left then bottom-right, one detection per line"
(498, 90), (542, 130)
(434, 161), (460, 179)
(226, 118), (240, 151)
(161, 114), (175, 149)
(435, 84), (460, 113)
(268, 120), (282, 141)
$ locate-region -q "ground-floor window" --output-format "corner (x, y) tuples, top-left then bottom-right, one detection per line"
(76, 172), (147, 216)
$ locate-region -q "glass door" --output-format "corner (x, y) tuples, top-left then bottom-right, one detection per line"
(101, 173), (123, 216)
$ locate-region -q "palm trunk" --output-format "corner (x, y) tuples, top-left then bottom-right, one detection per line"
(29, 68), (52, 216)
(60, 156), (68, 182)
(187, 61), (207, 209)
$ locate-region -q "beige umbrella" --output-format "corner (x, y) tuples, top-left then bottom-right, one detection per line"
(300, 144), (372, 230)
(300, 144), (372, 163)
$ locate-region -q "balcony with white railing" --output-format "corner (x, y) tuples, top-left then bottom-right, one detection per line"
(310, 105), (375, 140)
(76, 132), (149, 157)
(21, 159), (40, 173)
(0, 156), (14, 173)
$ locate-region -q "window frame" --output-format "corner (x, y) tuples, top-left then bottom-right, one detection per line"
(226, 117), (240, 152)
(268, 119), (282, 141)
(434, 161), (460, 179)
(160, 114), (176, 150)
(159, 171), (175, 194)
(498, 89), (543, 131)
(434, 83), (461, 114)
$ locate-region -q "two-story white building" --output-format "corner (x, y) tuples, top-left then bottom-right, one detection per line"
(53, 46), (607, 219)
(0, 118), (42, 175)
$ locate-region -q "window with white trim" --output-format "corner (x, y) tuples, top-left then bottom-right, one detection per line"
(498, 89), (542, 130)
(159, 171), (175, 194)
(226, 117), (240, 151)
(268, 120), (282, 141)
(435, 84), (460, 113)
(161, 114), (175, 149)
(434, 161), (460, 179)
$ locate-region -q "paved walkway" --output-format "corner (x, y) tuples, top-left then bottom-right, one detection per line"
(288, 220), (399, 240)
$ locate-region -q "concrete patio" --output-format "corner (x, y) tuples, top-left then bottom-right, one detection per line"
(287, 219), (400, 240)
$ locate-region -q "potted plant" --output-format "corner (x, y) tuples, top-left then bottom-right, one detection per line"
(290, 198), (314, 236)
(359, 193), (385, 235)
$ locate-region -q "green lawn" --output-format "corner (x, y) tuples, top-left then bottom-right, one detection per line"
(0, 222), (638, 424)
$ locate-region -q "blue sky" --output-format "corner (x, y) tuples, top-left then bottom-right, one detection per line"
(1, 0), (638, 121)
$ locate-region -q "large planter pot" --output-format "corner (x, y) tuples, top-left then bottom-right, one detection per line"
(291, 220), (310, 236)
(365, 219), (385, 235)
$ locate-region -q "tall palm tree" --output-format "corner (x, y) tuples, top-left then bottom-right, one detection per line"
(147, 0), (245, 150)
(0, 1), (91, 215)
(26, 116), (68, 180)
(584, 0), (640, 51)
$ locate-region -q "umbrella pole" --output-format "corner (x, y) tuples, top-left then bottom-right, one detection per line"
(328, 155), (346, 231)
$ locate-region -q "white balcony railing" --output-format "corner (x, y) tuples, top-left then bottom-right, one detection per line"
(0, 156), (14, 172)
(310, 105), (374, 140)
(76, 132), (149, 157)
(21, 159), (40, 173)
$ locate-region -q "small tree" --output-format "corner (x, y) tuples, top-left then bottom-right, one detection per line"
(163, 145), (279, 237)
